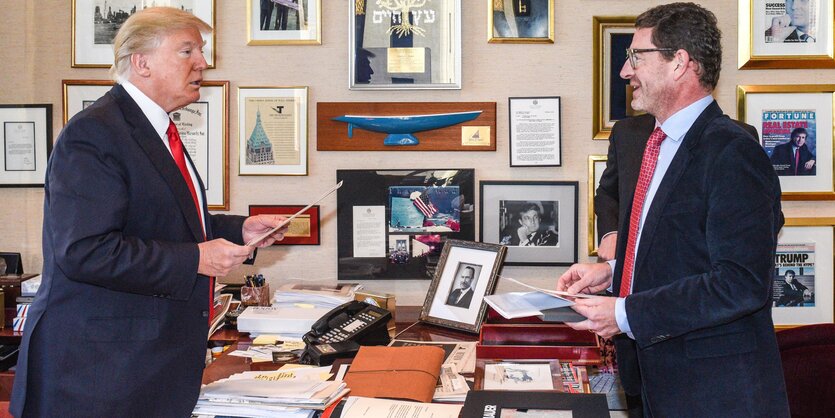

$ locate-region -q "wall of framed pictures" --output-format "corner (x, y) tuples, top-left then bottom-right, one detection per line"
(1, 1), (834, 306)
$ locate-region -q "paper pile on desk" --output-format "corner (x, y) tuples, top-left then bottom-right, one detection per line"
(237, 306), (330, 338)
(272, 282), (362, 309)
(194, 366), (348, 418)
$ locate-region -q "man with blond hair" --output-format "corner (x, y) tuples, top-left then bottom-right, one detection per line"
(11, 7), (289, 416)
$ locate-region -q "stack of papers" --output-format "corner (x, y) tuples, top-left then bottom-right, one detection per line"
(237, 306), (330, 338)
(272, 282), (362, 309)
(484, 278), (595, 319)
(194, 366), (348, 418)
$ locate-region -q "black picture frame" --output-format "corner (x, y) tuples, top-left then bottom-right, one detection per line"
(1, 104), (53, 188)
(479, 180), (578, 266)
(336, 169), (475, 280)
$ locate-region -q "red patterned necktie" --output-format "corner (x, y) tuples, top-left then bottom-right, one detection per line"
(167, 120), (214, 323)
(794, 147), (800, 175)
(619, 127), (667, 298)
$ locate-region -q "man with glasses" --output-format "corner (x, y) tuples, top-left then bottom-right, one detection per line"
(557, 3), (789, 416)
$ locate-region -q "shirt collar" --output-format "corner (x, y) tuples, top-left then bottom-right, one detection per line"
(657, 95), (714, 143)
(120, 80), (170, 140)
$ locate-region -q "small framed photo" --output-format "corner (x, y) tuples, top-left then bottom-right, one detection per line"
(587, 155), (607, 256)
(0, 105), (53, 188)
(509, 97), (561, 167)
(419, 239), (506, 333)
(737, 85), (834, 199)
(592, 16), (637, 140)
(249, 205), (320, 245)
(246, 0), (321, 45)
(487, 0), (554, 43)
(349, 0), (462, 90)
(72, 0), (216, 68)
(238, 86), (308, 176)
(475, 359), (562, 391)
(739, 0), (835, 69)
(772, 218), (834, 328)
(62, 79), (113, 124)
(480, 181), (578, 266)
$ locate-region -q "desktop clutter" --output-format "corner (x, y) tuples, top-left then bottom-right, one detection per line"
(196, 270), (610, 418)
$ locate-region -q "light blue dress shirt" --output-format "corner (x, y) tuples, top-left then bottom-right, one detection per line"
(613, 95), (714, 337)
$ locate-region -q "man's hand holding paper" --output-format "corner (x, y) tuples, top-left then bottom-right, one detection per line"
(557, 262), (620, 337)
(243, 215), (290, 247)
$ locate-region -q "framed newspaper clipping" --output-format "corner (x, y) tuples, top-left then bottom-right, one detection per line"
(246, 0), (322, 45)
(487, 0), (554, 43)
(588, 155), (607, 257)
(592, 16), (638, 140)
(0, 105), (53, 188)
(738, 85), (835, 199)
(237, 86), (308, 176)
(739, 0), (835, 69)
(72, 0), (216, 68)
(772, 217), (834, 328)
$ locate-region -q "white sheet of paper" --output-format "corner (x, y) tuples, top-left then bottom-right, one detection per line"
(352, 206), (386, 257)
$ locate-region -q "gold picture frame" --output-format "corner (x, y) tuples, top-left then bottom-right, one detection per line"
(772, 217), (835, 329)
(246, 0), (322, 45)
(487, 0), (554, 44)
(592, 16), (637, 140)
(62, 79), (113, 124)
(737, 84), (835, 200)
(587, 155), (607, 256)
(738, 0), (835, 69)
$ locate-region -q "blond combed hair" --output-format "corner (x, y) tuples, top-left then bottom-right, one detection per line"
(110, 7), (212, 82)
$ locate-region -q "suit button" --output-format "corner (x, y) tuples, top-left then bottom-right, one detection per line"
(202, 310), (209, 318)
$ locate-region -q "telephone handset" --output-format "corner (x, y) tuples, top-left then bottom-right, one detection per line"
(300, 300), (392, 365)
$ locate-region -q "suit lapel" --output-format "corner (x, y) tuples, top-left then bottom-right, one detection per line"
(632, 101), (722, 283)
(110, 85), (205, 242)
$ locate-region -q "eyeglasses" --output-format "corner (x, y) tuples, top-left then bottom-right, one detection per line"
(626, 48), (676, 69)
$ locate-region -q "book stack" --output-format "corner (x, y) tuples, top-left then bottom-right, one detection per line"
(272, 282), (362, 309)
(193, 366), (348, 418)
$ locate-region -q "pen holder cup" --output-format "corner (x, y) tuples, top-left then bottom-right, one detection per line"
(241, 284), (271, 307)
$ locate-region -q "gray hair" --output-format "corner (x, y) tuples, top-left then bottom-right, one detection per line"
(110, 7), (212, 81)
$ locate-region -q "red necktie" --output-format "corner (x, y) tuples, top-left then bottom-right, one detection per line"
(619, 127), (667, 297)
(794, 147), (800, 175)
(167, 120), (214, 323)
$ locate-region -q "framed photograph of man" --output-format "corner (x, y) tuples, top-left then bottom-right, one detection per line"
(772, 218), (834, 328)
(419, 239), (506, 333)
(487, 0), (554, 43)
(593, 16), (639, 140)
(349, 0), (462, 90)
(249, 204), (320, 245)
(62, 80), (113, 124)
(247, 0), (322, 45)
(480, 181), (578, 266)
(588, 155), (607, 256)
(72, 0), (216, 68)
(739, 0), (835, 69)
(737, 85), (834, 199)
(237, 86), (308, 176)
(0, 105), (53, 188)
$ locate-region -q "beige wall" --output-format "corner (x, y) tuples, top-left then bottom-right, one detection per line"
(1, 1), (833, 305)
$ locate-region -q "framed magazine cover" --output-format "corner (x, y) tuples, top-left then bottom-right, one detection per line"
(249, 205), (320, 245)
(72, 0), (216, 68)
(237, 86), (308, 176)
(62, 79), (113, 124)
(592, 16), (638, 140)
(772, 218), (834, 328)
(0, 105), (53, 188)
(737, 85), (834, 199)
(487, 0), (554, 43)
(479, 181), (578, 266)
(336, 169), (475, 280)
(246, 0), (322, 45)
(419, 239), (506, 333)
(587, 155), (607, 256)
(739, 0), (835, 69)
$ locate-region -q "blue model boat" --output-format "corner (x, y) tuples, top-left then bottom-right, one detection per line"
(332, 110), (483, 145)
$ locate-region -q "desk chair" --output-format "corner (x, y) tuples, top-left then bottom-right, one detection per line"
(776, 323), (835, 418)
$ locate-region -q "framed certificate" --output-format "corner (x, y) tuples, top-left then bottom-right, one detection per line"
(249, 205), (321, 245)
(237, 86), (308, 176)
(349, 0), (461, 90)
(508, 97), (561, 167)
(72, 0), (216, 68)
(0, 105), (53, 187)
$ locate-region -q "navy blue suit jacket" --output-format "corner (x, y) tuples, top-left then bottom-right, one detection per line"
(11, 85), (247, 417)
(607, 102), (789, 416)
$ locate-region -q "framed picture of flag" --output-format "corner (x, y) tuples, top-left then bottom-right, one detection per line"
(336, 169), (476, 280)
(479, 180), (578, 266)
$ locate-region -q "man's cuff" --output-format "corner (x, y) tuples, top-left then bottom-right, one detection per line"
(615, 297), (634, 339)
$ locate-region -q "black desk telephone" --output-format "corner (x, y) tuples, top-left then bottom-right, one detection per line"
(300, 300), (392, 366)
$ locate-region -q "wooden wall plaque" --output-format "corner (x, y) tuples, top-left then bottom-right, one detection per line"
(317, 102), (496, 151)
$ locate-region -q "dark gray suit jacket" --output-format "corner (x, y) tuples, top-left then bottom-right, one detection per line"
(11, 85), (247, 417)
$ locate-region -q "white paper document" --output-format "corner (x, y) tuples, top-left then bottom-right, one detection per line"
(352, 206), (386, 257)
(340, 396), (462, 418)
(484, 291), (574, 319)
